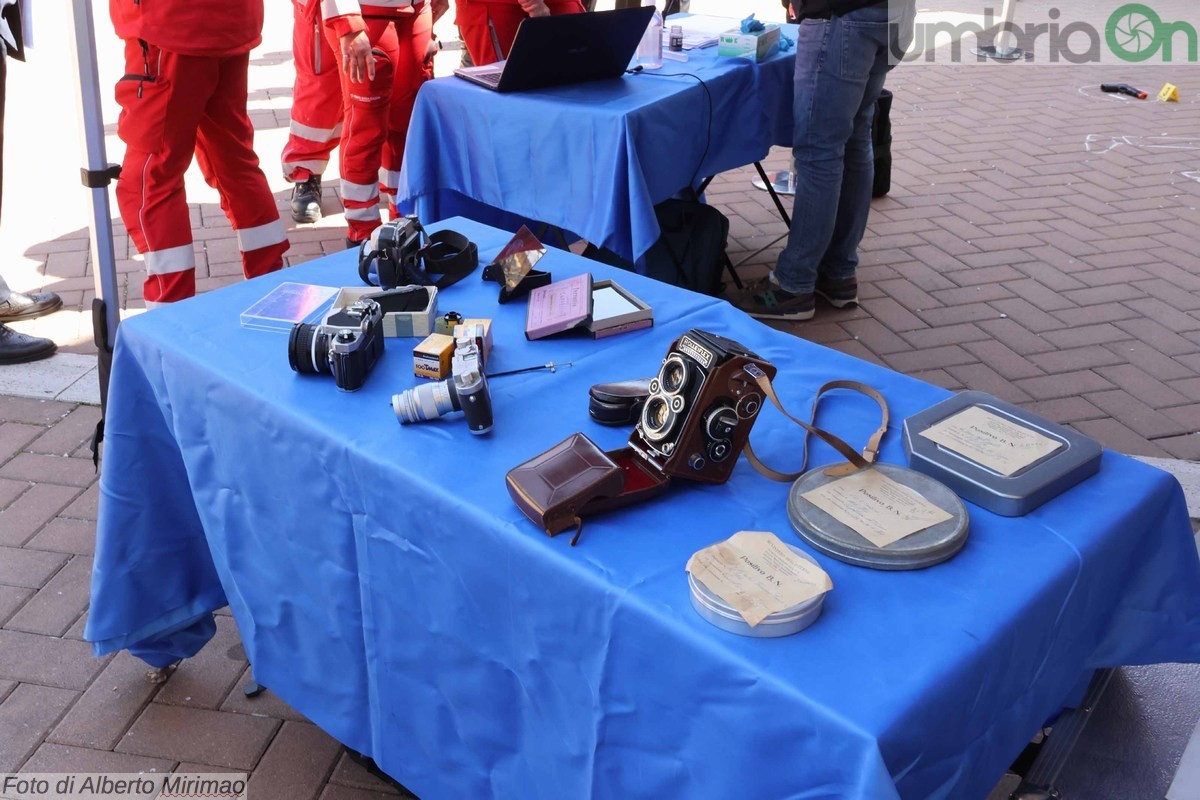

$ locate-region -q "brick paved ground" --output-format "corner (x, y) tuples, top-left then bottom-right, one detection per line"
(1, 1), (1198, 798)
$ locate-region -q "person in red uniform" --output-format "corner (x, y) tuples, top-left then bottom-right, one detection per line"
(322, 0), (446, 246)
(456, 0), (587, 66)
(109, 0), (289, 307)
(282, 0), (343, 224)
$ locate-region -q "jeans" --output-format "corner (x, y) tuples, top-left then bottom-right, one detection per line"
(773, 5), (897, 295)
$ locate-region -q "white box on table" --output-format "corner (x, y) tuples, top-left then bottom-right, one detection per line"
(331, 285), (438, 338)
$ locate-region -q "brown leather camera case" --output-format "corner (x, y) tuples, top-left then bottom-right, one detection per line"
(505, 434), (670, 537)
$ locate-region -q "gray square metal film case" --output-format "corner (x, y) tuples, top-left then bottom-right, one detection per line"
(903, 391), (1102, 517)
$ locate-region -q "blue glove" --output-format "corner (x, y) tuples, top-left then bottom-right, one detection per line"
(741, 14), (766, 34)
(779, 33), (795, 51)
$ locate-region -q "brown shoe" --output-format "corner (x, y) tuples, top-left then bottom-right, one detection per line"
(0, 323), (57, 364)
(0, 290), (63, 323)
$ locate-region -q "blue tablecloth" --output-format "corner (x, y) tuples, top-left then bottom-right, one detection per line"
(398, 21), (797, 263)
(87, 218), (1200, 800)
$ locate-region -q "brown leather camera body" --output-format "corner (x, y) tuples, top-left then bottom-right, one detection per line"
(629, 330), (776, 484)
(506, 329), (776, 541)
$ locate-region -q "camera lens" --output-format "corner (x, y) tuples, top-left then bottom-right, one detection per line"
(288, 323), (332, 376)
(660, 355), (690, 395)
(640, 395), (676, 442)
(392, 380), (460, 424)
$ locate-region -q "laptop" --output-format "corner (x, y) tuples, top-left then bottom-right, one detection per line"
(454, 6), (656, 93)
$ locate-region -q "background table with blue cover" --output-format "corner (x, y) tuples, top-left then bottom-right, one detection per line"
(87, 218), (1200, 800)
(397, 19), (797, 264)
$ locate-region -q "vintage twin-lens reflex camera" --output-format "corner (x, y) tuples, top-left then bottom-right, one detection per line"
(392, 324), (494, 434)
(287, 298), (385, 392)
(505, 330), (778, 541)
(358, 217), (424, 290)
(630, 330), (776, 484)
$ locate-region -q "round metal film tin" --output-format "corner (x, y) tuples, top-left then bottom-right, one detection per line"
(688, 543), (827, 638)
(787, 463), (969, 571)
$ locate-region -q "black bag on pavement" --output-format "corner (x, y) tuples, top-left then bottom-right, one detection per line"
(640, 199), (730, 296)
(872, 89), (893, 198)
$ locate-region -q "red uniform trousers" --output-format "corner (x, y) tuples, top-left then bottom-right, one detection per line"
(325, 7), (432, 243)
(456, 0), (587, 66)
(115, 40), (289, 306)
(282, 0), (344, 182)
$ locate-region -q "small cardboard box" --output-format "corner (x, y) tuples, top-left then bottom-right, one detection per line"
(332, 285), (438, 338)
(717, 25), (781, 63)
(414, 333), (455, 379)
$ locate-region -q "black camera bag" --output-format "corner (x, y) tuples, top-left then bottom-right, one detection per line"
(641, 199), (729, 297)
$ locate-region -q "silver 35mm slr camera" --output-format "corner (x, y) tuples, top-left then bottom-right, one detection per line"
(392, 324), (494, 434)
(288, 298), (385, 392)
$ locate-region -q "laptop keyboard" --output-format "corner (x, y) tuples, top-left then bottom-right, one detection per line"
(474, 70), (503, 87)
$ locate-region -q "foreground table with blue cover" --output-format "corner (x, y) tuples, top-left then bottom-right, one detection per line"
(88, 218), (1200, 800)
(398, 18), (797, 263)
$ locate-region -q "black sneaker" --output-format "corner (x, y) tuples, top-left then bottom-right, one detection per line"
(290, 175), (322, 224)
(815, 277), (859, 308)
(742, 285), (816, 321)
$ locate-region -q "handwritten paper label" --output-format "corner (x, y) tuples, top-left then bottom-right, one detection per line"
(801, 468), (953, 548)
(919, 406), (1063, 477)
(687, 531), (831, 627)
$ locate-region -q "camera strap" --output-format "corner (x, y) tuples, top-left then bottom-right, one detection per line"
(421, 229), (479, 289)
(743, 375), (890, 483)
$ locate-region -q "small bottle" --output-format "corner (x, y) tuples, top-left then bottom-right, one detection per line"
(669, 24), (684, 52)
(636, 1), (664, 70)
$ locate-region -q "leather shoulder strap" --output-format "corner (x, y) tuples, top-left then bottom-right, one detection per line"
(742, 369), (889, 483)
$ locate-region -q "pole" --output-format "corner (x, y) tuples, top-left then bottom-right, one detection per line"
(973, 0), (1033, 62)
(67, 0), (121, 413)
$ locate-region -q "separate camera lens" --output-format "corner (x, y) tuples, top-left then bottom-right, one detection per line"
(392, 380), (460, 424)
(288, 323), (332, 376)
(660, 355), (690, 395)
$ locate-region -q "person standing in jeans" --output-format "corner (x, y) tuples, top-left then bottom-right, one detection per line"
(744, 0), (914, 322)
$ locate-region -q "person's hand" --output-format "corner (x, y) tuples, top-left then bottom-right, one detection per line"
(425, 36), (441, 66)
(340, 31), (374, 83)
(431, 0), (450, 24)
(519, 0), (551, 17)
